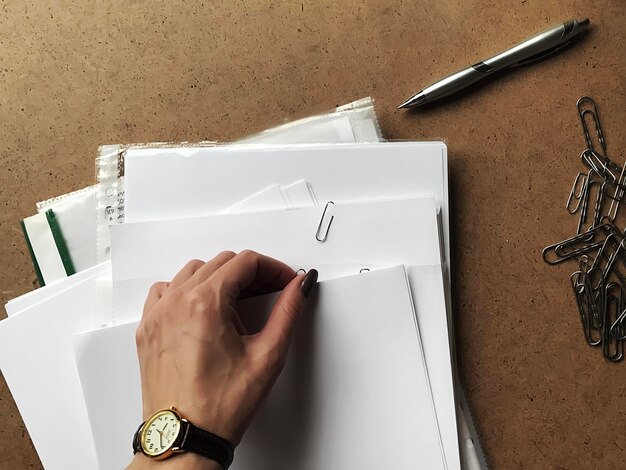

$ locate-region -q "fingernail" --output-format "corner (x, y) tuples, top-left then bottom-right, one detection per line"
(300, 269), (318, 298)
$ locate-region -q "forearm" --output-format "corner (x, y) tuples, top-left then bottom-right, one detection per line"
(127, 453), (222, 470)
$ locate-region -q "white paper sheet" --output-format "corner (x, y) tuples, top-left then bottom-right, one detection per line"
(5, 263), (110, 317)
(110, 197), (442, 322)
(0, 264), (111, 470)
(122, 141), (450, 266)
(109, 197), (459, 469)
(74, 267), (445, 470)
(407, 264), (457, 470)
(221, 183), (461, 470)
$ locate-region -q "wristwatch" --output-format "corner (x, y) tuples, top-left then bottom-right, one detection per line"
(133, 406), (235, 468)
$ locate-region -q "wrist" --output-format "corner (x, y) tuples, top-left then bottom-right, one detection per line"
(128, 452), (222, 470)
(132, 408), (234, 469)
(142, 403), (239, 445)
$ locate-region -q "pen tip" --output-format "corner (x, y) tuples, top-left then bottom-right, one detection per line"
(397, 93), (427, 110)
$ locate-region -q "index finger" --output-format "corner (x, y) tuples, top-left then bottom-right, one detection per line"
(199, 250), (296, 300)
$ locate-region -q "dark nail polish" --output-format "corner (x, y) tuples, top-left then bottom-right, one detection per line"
(300, 269), (319, 298)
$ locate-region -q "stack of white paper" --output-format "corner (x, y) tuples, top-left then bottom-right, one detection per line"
(1, 99), (486, 470)
(112, 143), (458, 470)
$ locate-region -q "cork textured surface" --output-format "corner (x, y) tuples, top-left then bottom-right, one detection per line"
(0, 2), (624, 468)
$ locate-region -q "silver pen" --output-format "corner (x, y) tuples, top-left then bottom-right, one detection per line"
(398, 18), (590, 109)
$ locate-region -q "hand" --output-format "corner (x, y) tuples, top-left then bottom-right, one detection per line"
(128, 250), (317, 468)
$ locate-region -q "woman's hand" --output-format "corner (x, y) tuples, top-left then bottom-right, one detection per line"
(128, 250), (317, 468)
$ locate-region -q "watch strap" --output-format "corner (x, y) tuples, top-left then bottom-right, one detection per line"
(132, 421), (144, 454)
(179, 421), (235, 469)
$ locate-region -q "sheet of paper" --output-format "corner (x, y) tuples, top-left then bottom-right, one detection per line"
(5, 262), (110, 317)
(407, 264), (458, 470)
(110, 197), (460, 469)
(110, 197), (442, 322)
(222, 183), (460, 470)
(74, 267), (445, 470)
(0, 265), (111, 470)
(122, 141), (450, 266)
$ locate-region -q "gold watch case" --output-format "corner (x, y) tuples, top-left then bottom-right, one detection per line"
(139, 406), (187, 460)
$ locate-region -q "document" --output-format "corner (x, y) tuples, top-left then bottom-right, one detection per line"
(110, 197), (442, 322)
(74, 267), (446, 470)
(5, 263), (110, 317)
(0, 266), (111, 469)
(122, 142), (450, 266)
(222, 183), (460, 470)
(222, 183), (461, 470)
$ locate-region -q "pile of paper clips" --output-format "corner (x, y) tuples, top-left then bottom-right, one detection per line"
(542, 97), (625, 362)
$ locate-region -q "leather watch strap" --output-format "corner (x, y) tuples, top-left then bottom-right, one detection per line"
(132, 421), (144, 454)
(179, 421), (235, 469)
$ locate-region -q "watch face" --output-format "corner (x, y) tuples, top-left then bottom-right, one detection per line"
(141, 409), (182, 457)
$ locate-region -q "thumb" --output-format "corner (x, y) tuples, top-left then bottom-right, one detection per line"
(255, 269), (318, 360)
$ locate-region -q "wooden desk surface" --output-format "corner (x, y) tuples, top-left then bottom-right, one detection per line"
(1, 1), (624, 468)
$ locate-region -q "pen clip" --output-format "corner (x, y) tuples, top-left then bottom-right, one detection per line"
(510, 40), (572, 68)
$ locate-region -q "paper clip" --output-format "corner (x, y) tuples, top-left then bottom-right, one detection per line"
(603, 283), (624, 362)
(315, 201), (335, 242)
(570, 271), (603, 347)
(577, 96), (608, 158)
(542, 224), (608, 265)
(574, 177), (606, 234)
(566, 172), (588, 214)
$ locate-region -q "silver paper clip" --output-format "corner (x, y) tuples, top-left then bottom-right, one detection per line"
(315, 201), (335, 242)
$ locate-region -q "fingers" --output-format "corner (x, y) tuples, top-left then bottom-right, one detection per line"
(202, 250), (296, 300)
(145, 252), (236, 313)
(183, 251), (236, 290)
(169, 259), (205, 288)
(238, 277), (294, 299)
(254, 269), (318, 360)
